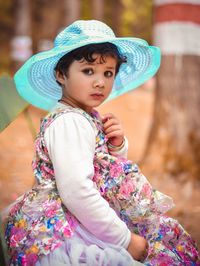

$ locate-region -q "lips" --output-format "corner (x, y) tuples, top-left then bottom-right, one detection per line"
(90, 93), (104, 99)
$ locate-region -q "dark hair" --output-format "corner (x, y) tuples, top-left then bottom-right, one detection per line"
(54, 42), (127, 85)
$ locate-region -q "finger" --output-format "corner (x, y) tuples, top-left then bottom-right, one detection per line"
(140, 249), (148, 262)
(103, 118), (120, 129)
(104, 124), (122, 134)
(140, 241), (149, 262)
(102, 113), (116, 122)
(106, 129), (124, 139)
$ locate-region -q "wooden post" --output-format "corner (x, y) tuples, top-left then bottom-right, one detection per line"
(10, 0), (32, 72)
(143, 0), (200, 180)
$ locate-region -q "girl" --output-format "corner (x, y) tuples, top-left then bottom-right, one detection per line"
(5, 20), (199, 266)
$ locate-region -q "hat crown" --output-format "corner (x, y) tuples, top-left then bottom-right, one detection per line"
(54, 20), (116, 47)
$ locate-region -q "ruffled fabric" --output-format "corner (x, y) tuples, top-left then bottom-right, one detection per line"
(93, 148), (200, 265)
(4, 106), (200, 265)
(93, 152), (174, 220)
(36, 225), (143, 266)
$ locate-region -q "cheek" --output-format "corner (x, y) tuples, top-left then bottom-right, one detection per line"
(67, 79), (80, 92)
(107, 79), (114, 90)
(104, 83), (113, 97)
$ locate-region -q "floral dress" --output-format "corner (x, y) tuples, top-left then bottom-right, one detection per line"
(4, 106), (200, 266)
(92, 110), (200, 265)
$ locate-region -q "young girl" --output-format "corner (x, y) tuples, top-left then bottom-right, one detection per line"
(5, 20), (199, 266)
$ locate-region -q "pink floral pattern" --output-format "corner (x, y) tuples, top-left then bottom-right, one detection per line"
(5, 107), (200, 266)
(91, 112), (200, 266)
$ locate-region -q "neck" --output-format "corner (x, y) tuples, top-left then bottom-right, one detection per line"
(58, 97), (76, 108)
(58, 97), (93, 114)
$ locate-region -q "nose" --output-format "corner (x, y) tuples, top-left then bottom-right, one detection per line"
(93, 76), (105, 88)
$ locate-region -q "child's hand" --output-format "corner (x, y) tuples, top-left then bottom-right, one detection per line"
(102, 113), (124, 147)
(127, 233), (149, 262)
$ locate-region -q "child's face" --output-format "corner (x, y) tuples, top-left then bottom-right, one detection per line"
(56, 54), (117, 113)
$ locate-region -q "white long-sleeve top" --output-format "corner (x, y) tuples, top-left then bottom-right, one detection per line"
(44, 105), (131, 249)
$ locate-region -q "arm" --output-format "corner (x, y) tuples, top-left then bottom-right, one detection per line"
(102, 112), (149, 261)
(108, 136), (129, 158)
(102, 113), (128, 158)
(44, 112), (131, 248)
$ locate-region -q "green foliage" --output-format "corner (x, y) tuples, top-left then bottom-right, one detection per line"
(81, 0), (91, 19)
(81, 0), (153, 42)
(0, 75), (28, 132)
(0, 0), (15, 74)
(121, 0), (153, 43)
(1, 0), (153, 73)
(0, 0), (15, 44)
(0, 0), (14, 31)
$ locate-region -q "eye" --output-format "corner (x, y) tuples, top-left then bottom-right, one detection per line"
(104, 71), (114, 78)
(82, 68), (93, 75)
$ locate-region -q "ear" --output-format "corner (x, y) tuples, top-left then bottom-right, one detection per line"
(55, 71), (66, 85)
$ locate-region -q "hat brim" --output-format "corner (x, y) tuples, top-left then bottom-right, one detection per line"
(14, 36), (160, 111)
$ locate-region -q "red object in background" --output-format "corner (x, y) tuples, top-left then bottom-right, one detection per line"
(154, 3), (200, 24)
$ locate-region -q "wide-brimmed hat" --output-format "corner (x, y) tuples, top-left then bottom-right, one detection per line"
(14, 20), (161, 111)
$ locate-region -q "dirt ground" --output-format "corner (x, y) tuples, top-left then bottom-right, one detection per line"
(0, 87), (199, 250)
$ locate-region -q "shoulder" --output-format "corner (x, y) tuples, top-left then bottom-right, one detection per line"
(44, 109), (97, 160)
(44, 108), (97, 139)
(44, 107), (96, 131)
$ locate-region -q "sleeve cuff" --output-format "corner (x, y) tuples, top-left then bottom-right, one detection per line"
(109, 137), (129, 158)
(123, 229), (132, 249)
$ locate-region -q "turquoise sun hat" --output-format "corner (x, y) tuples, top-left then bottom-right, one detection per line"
(14, 20), (161, 111)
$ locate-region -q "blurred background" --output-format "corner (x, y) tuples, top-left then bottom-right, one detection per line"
(0, 0), (200, 248)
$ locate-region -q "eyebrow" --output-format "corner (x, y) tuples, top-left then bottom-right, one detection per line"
(106, 67), (115, 70)
(80, 62), (115, 70)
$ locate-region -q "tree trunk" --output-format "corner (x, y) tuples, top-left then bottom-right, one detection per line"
(143, 55), (200, 180)
(111, 0), (123, 35)
(92, 0), (104, 21)
(15, 0), (31, 36)
(64, 0), (81, 25)
(32, 0), (62, 53)
(11, 0), (32, 72)
(143, 1), (200, 181)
